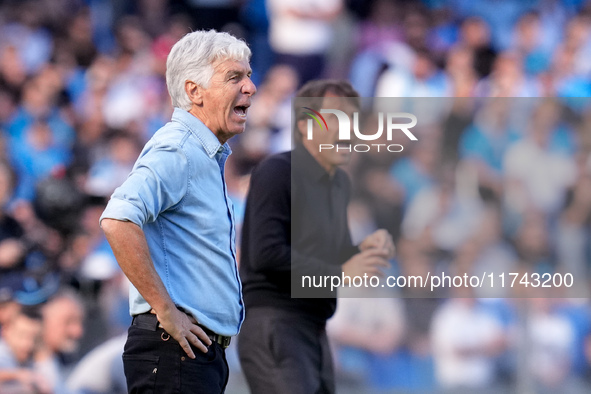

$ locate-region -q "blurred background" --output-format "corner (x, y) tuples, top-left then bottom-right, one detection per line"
(0, 0), (590, 393)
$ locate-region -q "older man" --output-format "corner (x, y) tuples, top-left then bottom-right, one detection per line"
(100, 30), (256, 393)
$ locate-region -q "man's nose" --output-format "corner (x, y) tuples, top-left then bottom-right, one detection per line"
(242, 77), (257, 96)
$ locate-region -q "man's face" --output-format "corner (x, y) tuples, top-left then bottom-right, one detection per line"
(3, 314), (42, 364)
(193, 59), (256, 143)
(43, 298), (84, 354)
(300, 94), (358, 174)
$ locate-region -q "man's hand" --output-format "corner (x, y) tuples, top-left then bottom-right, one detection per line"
(11, 369), (51, 394)
(359, 229), (395, 258)
(101, 219), (213, 359)
(342, 248), (390, 278)
(156, 307), (212, 359)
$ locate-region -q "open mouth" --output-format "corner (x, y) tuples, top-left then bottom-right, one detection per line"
(233, 105), (249, 118)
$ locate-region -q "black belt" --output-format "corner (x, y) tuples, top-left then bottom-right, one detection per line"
(131, 312), (231, 349)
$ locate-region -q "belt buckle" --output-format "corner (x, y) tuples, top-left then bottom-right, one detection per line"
(221, 336), (231, 349)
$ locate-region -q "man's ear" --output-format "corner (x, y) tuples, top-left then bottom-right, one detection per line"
(297, 119), (308, 140)
(185, 80), (203, 106)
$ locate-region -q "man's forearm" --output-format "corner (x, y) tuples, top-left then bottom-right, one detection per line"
(101, 218), (175, 314)
(101, 218), (211, 357)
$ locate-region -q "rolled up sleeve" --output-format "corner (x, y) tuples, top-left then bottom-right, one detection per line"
(100, 142), (189, 228)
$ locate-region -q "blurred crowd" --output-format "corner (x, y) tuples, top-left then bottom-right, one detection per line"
(328, 95), (591, 393)
(0, 0), (591, 393)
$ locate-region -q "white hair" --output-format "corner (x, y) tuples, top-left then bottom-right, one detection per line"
(166, 30), (252, 111)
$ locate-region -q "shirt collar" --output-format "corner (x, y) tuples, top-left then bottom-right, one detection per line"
(171, 107), (232, 158)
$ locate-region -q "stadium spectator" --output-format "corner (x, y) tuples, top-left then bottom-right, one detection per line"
(35, 289), (85, 394)
(266, 0), (343, 83)
(503, 102), (577, 217)
(431, 292), (507, 390)
(0, 306), (51, 394)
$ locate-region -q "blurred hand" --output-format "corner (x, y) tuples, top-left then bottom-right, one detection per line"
(156, 307), (212, 359)
(33, 373), (52, 394)
(14, 369), (35, 386)
(14, 369), (51, 394)
(0, 239), (25, 268)
(359, 229), (395, 258)
(342, 248), (390, 278)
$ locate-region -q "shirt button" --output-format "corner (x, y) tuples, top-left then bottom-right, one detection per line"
(181, 356), (185, 361)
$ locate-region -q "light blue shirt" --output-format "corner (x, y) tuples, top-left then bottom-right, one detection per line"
(100, 108), (244, 336)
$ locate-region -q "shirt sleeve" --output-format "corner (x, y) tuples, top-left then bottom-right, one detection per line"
(243, 154), (292, 272)
(100, 141), (189, 228)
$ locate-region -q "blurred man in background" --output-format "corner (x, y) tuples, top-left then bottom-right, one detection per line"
(35, 289), (85, 394)
(0, 306), (51, 393)
(239, 79), (394, 394)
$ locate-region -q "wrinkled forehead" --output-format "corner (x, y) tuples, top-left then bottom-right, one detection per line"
(212, 57), (251, 74)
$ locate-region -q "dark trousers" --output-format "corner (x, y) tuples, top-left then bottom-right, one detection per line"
(238, 307), (335, 394)
(123, 314), (229, 394)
